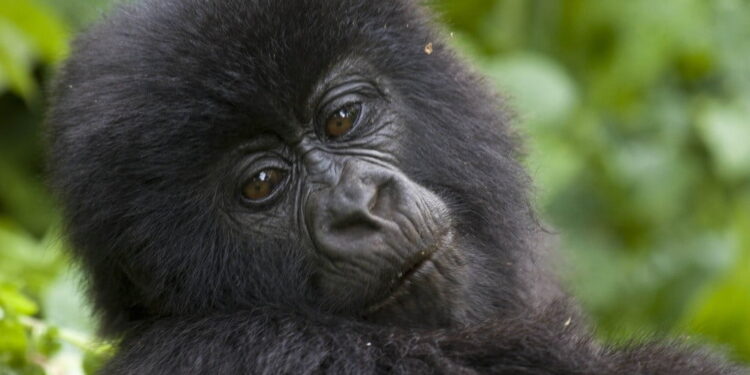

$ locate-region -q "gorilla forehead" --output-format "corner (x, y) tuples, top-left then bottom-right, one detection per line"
(70, 0), (432, 131)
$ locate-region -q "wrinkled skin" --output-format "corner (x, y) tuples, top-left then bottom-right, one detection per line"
(46, 0), (745, 374)
(221, 62), (466, 326)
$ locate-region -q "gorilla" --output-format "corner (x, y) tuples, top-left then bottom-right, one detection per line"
(47, 0), (744, 373)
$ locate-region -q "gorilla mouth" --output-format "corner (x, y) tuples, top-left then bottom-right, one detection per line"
(363, 231), (451, 315)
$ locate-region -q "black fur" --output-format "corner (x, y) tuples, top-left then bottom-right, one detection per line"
(46, 0), (745, 373)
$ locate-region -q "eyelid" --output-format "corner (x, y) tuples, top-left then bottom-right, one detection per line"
(316, 80), (379, 118)
(238, 150), (289, 170)
(318, 80), (373, 107)
(319, 94), (362, 119)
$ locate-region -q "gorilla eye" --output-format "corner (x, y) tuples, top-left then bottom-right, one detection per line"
(242, 168), (286, 202)
(325, 104), (360, 138)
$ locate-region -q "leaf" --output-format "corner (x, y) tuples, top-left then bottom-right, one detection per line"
(0, 0), (70, 63)
(34, 326), (61, 357)
(525, 136), (583, 206)
(83, 349), (111, 375)
(696, 101), (750, 181)
(0, 284), (38, 316)
(483, 53), (578, 130)
(0, 221), (65, 295)
(682, 201), (750, 362)
(0, 0), (69, 100)
(0, 18), (36, 99)
(0, 319), (27, 355)
(0, 159), (59, 236)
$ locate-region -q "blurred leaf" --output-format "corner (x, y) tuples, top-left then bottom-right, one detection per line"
(0, 0), (69, 101)
(683, 200), (750, 362)
(563, 231), (736, 339)
(0, 221), (65, 295)
(33, 327), (61, 358)
(0, 18), (36, 99)
(0, 284), (38, 316)
(610, 142), (698, 225)
(484, 53), (578, 129)
(0, 319), (27, 355)
(697, 101), (750, 182)
(477, 0), (527, 52)
(0, 0), (70, 63)
(0, 160), (57, 237)
(526, 136), (583, 206)
(83, 348), (112, 375)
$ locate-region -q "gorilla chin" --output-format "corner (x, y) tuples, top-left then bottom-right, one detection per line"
(363, 230), (467, 327)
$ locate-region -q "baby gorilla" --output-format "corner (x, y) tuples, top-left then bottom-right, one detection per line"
(47, 0), (744, 373)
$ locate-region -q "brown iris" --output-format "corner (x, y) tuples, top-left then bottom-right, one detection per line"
(325, 104), (360, 138)
(242, 168), (285, 201)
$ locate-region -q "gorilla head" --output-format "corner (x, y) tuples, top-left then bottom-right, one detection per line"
(49, 0), (538, 333)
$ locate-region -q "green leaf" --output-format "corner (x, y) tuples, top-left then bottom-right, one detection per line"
(0, 18), (36, 99)
(525, 136), (583, 206)
(34, 326), (61, 357)
(0, 0), (69, 99)
(0, 159), (59, 235)
(682, 201), (750, 362)
(0, 284), (38, 316)
(0, 0), (70, 63)
(697, 101), (750, 181)
(483, 53), (578, 130)
(83, 349), (111, 375)
(0, 222), (65, 295)
(0, 319), (27, 355)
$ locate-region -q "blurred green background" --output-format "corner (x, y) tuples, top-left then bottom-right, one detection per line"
(1, 0), (749, 373)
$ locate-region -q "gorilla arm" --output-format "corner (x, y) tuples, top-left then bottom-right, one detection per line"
(103, 303), (741, 375)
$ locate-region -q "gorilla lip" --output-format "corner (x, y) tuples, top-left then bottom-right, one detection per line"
(363, 231), (450, 315)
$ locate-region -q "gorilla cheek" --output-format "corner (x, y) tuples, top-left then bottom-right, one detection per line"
(303, 158), (455, 310)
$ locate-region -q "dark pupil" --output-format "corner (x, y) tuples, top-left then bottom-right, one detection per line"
(334, 118), (345, 128)
(326, 106), (357, 137)
(243, 169), (281, 201)
(335, 109), (349, 125)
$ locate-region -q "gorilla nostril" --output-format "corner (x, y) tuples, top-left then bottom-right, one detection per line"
(321, 175), (390, 241)
(367, 187), (379, 212)
(329, 221), (380, 239)
(318, 204), (383, 256)
(327, 197), (382, 236)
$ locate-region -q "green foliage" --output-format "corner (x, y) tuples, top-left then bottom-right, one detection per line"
(0, 0), (748, 373)
(684, 200), (750, 360)
(1, 2), (113, 374)
(0, 0), (68, 101)
(0, 221), (107, 374)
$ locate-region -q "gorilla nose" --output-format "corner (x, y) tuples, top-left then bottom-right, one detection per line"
(327, 173), (385, 233)
(308, 161), (393, 256)
(327, 160), (390, 230)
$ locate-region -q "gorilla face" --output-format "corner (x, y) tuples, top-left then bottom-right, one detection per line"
(49, 0), (533, 333)
(220, 60), (466, 325)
